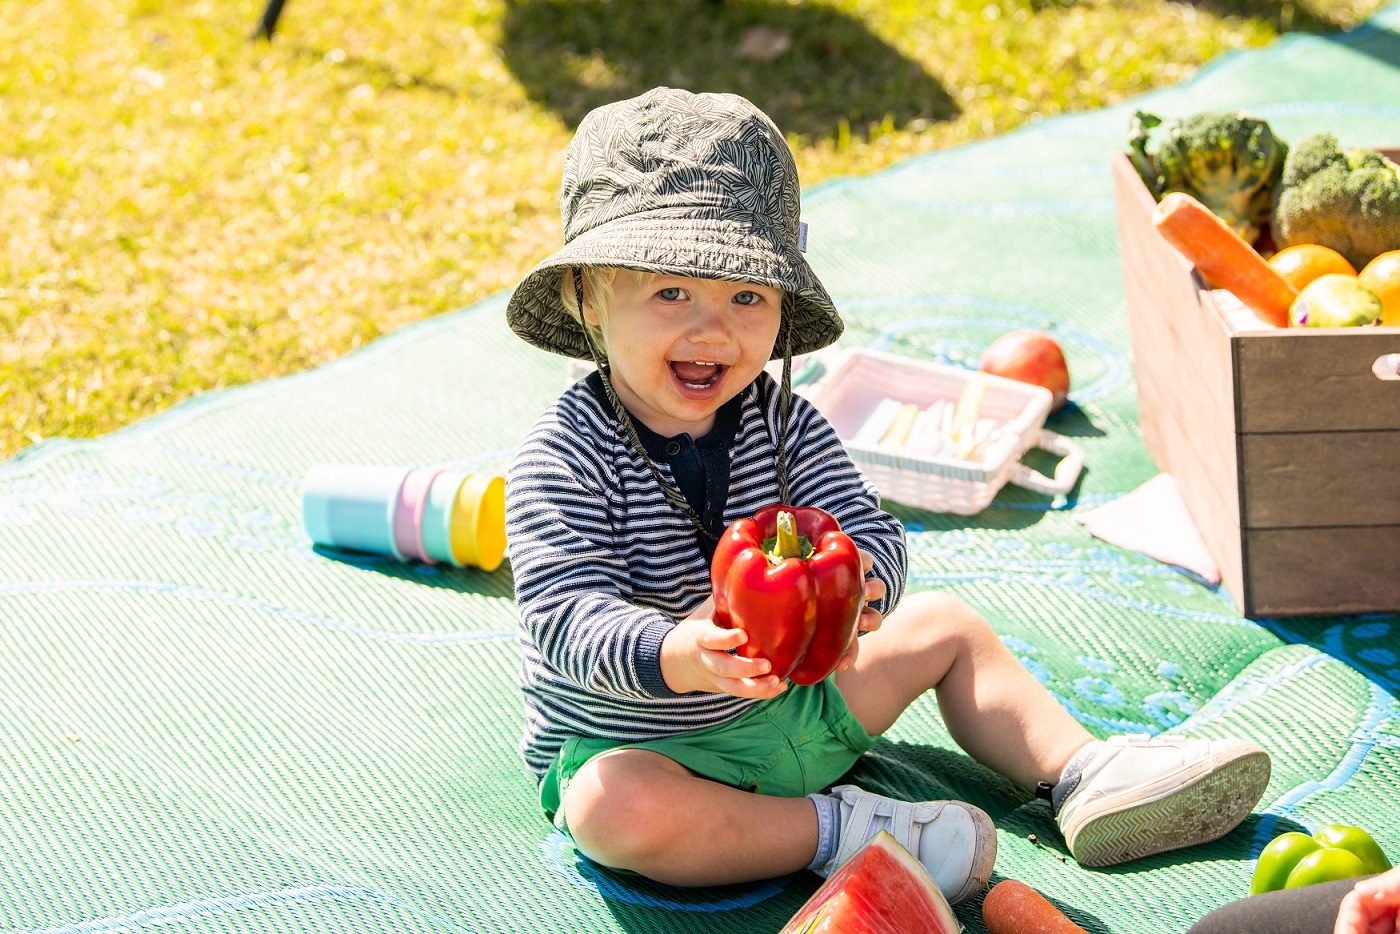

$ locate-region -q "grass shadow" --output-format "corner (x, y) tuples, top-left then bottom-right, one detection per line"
(499, 0), (958, 142)
(1174, 0), (1380, 34)
(1180, 0), (1400, 68)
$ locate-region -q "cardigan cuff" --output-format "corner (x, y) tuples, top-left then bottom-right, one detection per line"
(635, 616), (682, 698)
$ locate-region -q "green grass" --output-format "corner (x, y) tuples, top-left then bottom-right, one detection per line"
(0, 0), (1385, 459)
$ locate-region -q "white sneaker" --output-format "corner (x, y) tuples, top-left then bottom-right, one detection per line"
(1053, 734), (1271, 867)
(814, 784), (997, 905)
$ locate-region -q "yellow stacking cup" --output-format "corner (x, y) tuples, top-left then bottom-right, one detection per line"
(448, 474), (507, 572)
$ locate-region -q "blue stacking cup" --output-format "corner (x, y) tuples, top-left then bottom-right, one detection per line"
(302, 464), (411, 555)
(420, 470), (470, 565)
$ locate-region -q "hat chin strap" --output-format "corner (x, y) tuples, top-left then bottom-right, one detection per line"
(573, 269), (794, 540)
(774, 294), (793, 507)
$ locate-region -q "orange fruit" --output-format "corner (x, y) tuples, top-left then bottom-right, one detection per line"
(1358, 250), (1400, 326)
(1268, 244), (1357, 292)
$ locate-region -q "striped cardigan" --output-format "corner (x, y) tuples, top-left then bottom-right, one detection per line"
(506, 371), (907, 778)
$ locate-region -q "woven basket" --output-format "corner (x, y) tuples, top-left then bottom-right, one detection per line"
(801, 348), (1084, 515)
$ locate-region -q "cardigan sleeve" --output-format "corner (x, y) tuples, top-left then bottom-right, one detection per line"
(506, 421), (683, 702)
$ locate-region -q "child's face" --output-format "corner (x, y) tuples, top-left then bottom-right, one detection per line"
(586, 273), (782, 438)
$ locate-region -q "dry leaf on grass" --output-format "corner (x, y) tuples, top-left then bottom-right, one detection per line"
(736, 26), (792, 62)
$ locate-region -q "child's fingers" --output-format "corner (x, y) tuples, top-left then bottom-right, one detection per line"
(727, 674), (787, 699)
(857, 606), (883, 634)
(1354, 867), (1400, 902)
(695, 623), (747, 651)
(1335, 872), (1400, 934)
(1334, 890), (1367, 934)
(863, 576), (886, 604)
(706, 647), (771, 680)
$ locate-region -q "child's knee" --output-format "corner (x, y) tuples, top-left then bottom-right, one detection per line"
(562, 754), (677, 867)
(901, 591), (991, 638)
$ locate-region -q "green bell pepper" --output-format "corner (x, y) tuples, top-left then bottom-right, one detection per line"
(1284, 848), (1368, 889)
(1250, 824), (1393, 895)
(1251, 833), (1319, 894)
(1313, 824), (1394, 875)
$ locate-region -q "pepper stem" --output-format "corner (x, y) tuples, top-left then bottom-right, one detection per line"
(773, 510), (802, 559)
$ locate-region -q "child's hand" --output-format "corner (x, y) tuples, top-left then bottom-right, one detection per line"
(1335, 866), (1400, 934)
(661, 606), (787, 699)
(835, 550), (885, 672)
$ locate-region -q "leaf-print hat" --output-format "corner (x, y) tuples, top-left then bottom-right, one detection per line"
(506, 86), (843, 361)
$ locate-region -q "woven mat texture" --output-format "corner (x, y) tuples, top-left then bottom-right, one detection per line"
(4, 10), (1400, 933)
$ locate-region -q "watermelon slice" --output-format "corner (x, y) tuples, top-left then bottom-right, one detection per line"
(779, 831), (962, 934)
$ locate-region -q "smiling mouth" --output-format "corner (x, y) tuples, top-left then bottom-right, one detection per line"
(671, 360), (726, 389)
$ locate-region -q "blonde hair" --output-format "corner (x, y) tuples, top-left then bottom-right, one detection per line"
(560, 267), (657, 356)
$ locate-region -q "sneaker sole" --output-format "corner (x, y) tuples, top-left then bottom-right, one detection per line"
(947, 804), (999, 907)
(1065, 747), (1271, 868)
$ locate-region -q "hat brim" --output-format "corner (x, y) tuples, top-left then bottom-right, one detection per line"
(506, 210), (843, 360)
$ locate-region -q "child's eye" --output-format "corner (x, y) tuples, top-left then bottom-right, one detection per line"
(658, 287), (688, 301)
(733, 291), (762, 306)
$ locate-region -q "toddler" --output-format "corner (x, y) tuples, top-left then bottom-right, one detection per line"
(504, 86), (1271, 903)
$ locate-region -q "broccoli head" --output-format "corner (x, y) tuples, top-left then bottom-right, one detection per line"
(1271, 133), (1400, 269)
(1129, 110), (1287, 243)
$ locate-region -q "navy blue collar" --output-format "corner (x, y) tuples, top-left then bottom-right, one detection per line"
(584, 369), (743, 460)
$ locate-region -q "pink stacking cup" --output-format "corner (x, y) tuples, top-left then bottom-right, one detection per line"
(391, 467), (443, 562)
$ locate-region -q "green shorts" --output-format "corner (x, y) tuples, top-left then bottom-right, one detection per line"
(538, 678), (876, 833)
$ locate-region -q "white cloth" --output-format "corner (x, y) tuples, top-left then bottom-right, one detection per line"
(1076, 473), (1220, 584)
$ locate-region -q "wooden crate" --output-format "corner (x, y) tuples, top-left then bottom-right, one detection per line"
(1110, 150), (1400, 617)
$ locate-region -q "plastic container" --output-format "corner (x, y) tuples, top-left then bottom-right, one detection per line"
(801, 348), (1084, 515)
(391, 467), (443, 562)
(302, 464), (507, 571)
(448, 474), (506, 572)
(302, 464), (411, 555)
(420, 470), (470, 565)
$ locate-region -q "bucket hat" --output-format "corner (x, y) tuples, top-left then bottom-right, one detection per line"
(506, 86), (842, 360)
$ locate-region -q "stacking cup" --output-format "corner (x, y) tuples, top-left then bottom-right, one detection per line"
(440, 474), (506, 571)
(420, 470), (470, 565)
(391, 467), (443, 562)
(302, 464), (411, 555)
(303, 463), (506, 570)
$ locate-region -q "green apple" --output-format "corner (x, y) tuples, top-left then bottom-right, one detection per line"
(1289, 274), (1384, 327)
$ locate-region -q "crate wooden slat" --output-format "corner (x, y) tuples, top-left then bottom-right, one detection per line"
(1248, 527), (1400, 616)
(1111, 149), (1400, 617)
(1235, 330), (1400, 432)
(1240, 431), (1400, 527)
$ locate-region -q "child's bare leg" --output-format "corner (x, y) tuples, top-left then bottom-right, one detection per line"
(562, 747), (818, 886)
(835, 591), (1092, 790)
(835, 591), (1271, 869)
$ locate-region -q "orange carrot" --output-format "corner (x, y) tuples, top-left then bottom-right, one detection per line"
(982, 879), (1089, 934)
(1153, 191), (1296, 328)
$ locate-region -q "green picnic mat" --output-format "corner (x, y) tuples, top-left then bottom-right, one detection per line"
(4, 11), (1400, 934)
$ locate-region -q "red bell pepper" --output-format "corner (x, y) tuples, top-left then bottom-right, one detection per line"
(710, 505), (865, 685)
